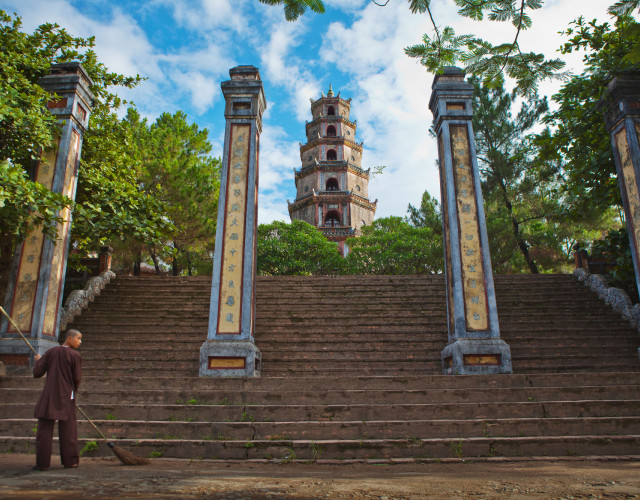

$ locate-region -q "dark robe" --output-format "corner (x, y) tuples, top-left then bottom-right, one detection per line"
(33, 345), (82, 420)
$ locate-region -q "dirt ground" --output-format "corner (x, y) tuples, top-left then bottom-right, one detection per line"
(1, 454), (640, 499)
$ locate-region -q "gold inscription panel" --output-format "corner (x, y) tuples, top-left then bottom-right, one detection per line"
(9, 148), (58, 333)
(450, 125), (489, 331)
(217, 124), (251, 334)
(208, 357), (246, 370)
(43, 131), (80, 335)
(617, 126), (640, 258)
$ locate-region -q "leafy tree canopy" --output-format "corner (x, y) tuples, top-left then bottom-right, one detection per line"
(257, 220), (345, 275)
(536, 14), (639, 218)
(345, 216), (443, 275)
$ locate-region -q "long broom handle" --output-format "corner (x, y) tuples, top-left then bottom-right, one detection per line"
(0, 306), (109, 443)
(0, 306), (38, 356)
(75, 405), (109, 442)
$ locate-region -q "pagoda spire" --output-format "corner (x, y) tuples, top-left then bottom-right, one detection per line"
(327, 84), (334, 97)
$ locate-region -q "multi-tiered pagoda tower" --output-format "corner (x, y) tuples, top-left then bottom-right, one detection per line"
(288, 86), (377, 254)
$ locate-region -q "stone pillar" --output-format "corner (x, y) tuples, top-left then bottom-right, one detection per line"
(600, 72), (640, 297)
(199, 66), (266, 377)
(428, 67), (512, 375)
(0, 63), (93, 366)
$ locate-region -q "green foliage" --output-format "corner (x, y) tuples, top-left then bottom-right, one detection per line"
(0, 160), (70, 245)
(345, 216), (443, 275)
(128, 109), (221, 275)
(72, 110), (174, 257)
(80, 440), (98, 456)
(537, 16), (638, 217)
(257, 0), (325, 21)
(406, 190), (442, 234)
(257, 220), (345, 275)
(404, 0), (566, 97)
(472, 77), (556, 273)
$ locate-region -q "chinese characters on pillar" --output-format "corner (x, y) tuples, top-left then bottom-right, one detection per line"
(450, 125), (489, 331)
(217, 125), (250, 334)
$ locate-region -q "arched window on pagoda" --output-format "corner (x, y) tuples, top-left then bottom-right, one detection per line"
(327, 106), (336, 116)
(325, 211), (341, 227)
(326, 125), (336, 137)
(326, 178), (339, 191)
(326, 149), (337, 160)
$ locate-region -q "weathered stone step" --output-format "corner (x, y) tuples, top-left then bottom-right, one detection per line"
(6, 384), (640, 405)
(6, 415), (640, 442)
(7, 372), (640, 390)
(6, 398), (640, 421)
(3, 434), (639, 460)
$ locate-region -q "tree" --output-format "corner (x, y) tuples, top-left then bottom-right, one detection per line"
(536, 15), (639, 218)
(345, 216), (443, 275)
(0, 11), (148, 303)
(471, 78), (555, 273)
(406, 190), (442, 234)
(135, 110), (221, 276)
(257, 220), (345, 275)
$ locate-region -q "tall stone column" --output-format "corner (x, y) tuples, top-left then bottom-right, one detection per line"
(0, 62), (93, 366)
(199, 66), (266, 377)
(428, 67), (512, 375)
(600, 73), (640, 300)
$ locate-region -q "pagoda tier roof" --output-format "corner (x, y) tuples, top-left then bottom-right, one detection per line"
(309, 94), (352, 110)
(319, 226), (356, 241)
(294, 161), (370, 180)
(305, 115), (356, 133)
(300, 137), (363, 153)
(288, 191), (378, 213)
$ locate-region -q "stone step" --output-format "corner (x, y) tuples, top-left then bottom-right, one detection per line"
(5, 384), (640, 405)
(9, 372), (640, 391)
(6, 399), (640, 421)
(5, 416), (640, 442)
(2, 434), (639, 460)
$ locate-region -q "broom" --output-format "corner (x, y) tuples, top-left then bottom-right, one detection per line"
(0, 305), (150, 465)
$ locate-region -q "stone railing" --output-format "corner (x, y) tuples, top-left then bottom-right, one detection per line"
(60, 270), (115, 330)
(573, 268), (640, 330)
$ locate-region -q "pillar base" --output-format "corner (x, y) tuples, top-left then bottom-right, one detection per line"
(441, 338), (512, 375)
(199, 341), (261, 378)
(0, 338), (60, 371)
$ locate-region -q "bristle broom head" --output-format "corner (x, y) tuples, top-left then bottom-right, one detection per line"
(107, 442), (150, 465)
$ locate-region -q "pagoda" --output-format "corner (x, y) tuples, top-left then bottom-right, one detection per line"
(288, 86), (377, 254)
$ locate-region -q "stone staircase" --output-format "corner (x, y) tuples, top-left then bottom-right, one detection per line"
(1, 274), (640, 461)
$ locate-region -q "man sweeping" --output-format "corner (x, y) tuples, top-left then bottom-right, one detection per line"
(32, 329), (82, 471)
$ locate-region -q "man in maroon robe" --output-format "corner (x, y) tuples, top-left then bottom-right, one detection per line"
(32, 329), (82, 470)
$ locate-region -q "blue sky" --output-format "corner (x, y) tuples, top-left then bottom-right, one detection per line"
(4, 0), (613, 223)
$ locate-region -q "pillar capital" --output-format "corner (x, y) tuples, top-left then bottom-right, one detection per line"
(599, 71), (640, 132)
(38, 62), (94, 132)
(429, 67), (474, 133)
(222, 65), (266, 132)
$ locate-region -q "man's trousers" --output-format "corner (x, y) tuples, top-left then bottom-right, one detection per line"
(36, 408), (78, 469)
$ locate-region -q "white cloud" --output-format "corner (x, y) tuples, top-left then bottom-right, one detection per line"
(320, 2), (438, 218)
(257, 16), (321, 121)
(256, 118), (301, 224)
(153, 0), (249, 33)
